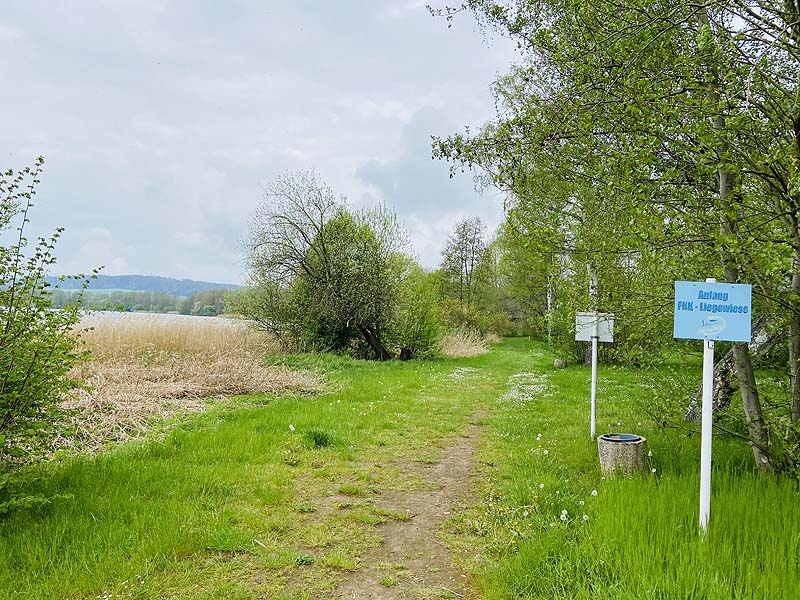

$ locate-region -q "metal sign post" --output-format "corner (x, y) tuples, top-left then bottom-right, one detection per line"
(700, 329), (714, 533)
(591, 316), (598, 440)
(576, 312), (614, 440)
(673, 279), (752, 535)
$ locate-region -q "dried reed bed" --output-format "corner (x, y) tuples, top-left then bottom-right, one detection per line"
(76, 312), (278, 358)
(439, 327), (491, 358)
(55, 313), (321, 454)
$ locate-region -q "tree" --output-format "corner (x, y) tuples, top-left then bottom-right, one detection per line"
(440, 217), (486, 313)
(239, 171), (407, 360)
(431, 0), (799, 470)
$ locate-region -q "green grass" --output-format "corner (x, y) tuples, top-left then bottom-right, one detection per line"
(1, 339), (798, 599)
(444, 340), (800, 599)
(0, 343), (530, 599)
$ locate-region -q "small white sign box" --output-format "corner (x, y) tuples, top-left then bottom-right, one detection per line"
(575, 312), (614, 342)
(575, 311), (614, 441)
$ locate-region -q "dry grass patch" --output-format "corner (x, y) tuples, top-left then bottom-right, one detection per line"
(438, 328), (490, 358)
(52, 313), (321, 454)
(484, 332), (502, 345)
(76, 312), (278, 358)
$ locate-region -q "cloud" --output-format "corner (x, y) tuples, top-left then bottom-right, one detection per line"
(57, 227), (132, 276)
(2, 1), (516, 281)
(355, 107), (504, 267)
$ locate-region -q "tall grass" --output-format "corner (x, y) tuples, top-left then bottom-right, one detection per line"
(76, 312), (279, 357)
(439, 327), (490, 357)
(51, 313), (319, 455)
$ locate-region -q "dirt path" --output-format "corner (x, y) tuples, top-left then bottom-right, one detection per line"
(332, 420), (483, 599)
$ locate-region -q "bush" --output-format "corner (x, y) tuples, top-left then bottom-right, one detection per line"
(386, 263), (442, 359)
(1, 159), (90, 472)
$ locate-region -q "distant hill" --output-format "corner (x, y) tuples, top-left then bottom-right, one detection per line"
(45, 274), (240, 298)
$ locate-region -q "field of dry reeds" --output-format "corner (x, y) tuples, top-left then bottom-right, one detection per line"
(438, 326), (492, 358)
(57, 312), (320, 454)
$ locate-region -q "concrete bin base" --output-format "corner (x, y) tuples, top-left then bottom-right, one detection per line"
(597, 433), (647, 476)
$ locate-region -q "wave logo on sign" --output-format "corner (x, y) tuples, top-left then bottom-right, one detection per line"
(698, 316), (726, 337)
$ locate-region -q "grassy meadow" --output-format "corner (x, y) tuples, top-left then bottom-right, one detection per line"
(444, 341), (800, 599)
(0, 332), (797, 598)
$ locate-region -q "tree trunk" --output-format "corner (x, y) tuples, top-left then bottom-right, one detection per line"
(357, 323), (391, 361)
(694, 1), (773, 470)
(684, 316), (781, 421)
(719, 195), (772, 471)
(790, 252), (800, 425)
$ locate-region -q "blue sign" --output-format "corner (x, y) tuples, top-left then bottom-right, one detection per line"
(673, 281), (752, 342)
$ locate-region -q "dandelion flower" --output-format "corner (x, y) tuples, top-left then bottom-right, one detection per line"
(591, 489), (598, 497)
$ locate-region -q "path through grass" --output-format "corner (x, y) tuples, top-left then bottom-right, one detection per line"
(0, 341), (532, 599)
(2, 339), (798, 599)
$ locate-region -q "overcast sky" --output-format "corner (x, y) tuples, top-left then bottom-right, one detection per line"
(2, 1), (516, 284)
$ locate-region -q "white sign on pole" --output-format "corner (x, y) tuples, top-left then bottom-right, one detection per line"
(575, 311), (614, 440)
(575, 312), (614, 342)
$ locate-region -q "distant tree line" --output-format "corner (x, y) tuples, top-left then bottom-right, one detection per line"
(50, 288), (230, 316)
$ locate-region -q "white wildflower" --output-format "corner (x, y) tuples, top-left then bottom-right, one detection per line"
(582, 514), (589, 521)
(591, 489), (598, 497)
(289, 424), (295, 432)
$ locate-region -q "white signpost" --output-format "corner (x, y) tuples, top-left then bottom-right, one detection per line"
(673, 279), (752, 535)
(575, 312), (614, 440)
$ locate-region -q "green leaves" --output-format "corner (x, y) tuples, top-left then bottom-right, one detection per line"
(1, 161), (88, 493)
